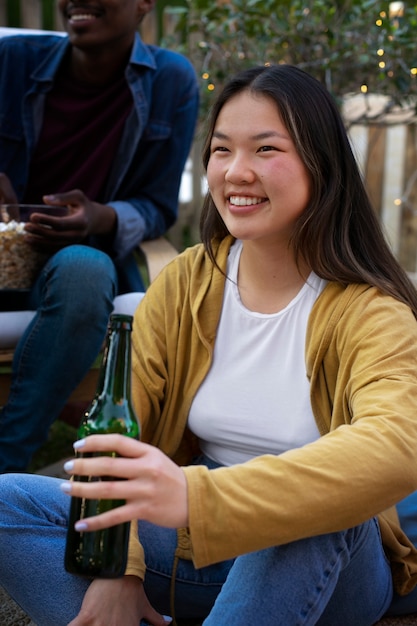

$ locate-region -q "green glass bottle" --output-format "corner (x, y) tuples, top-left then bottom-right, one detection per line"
(64, 313), (140, 578)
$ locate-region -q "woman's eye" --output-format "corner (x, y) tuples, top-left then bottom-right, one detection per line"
(212, 146), (229, 153)
(258, 145), (277, 153)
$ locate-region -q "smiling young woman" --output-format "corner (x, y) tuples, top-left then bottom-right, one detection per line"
(1, 64), (417, 626)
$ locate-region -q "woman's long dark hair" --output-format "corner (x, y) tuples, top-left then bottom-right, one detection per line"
(200, 64), (417, 317)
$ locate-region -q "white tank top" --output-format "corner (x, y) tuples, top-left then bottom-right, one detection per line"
(188, 240), (327, 466)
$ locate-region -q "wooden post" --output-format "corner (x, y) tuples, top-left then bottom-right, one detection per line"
(53, 0), (64, 31)
(364, 126), (386, 219)
(380, 124), (407, 257)
(0, 0), (7, 26)
(399, 125), (417, 271)
(140, 9), (157, 44)
(21, 0), (42, 29)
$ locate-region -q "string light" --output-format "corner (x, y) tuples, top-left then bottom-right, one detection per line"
(389, 1), (404, 20)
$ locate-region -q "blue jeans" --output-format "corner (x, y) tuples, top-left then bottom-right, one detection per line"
(385, 489), (417, 616)
(0, 245), (117, 472)
(0, 472), (394, 626)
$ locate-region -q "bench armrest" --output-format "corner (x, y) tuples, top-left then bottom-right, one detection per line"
(136, 237), (178, 284)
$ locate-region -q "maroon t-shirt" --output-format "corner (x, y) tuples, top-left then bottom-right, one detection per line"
(24, 70), (133, 203)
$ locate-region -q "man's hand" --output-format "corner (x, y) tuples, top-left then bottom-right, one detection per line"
(23, 190), (117, 252)
(67, 576), (171, 626)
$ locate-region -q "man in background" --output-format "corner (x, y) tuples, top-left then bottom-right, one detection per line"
(0, 0), (199, 472)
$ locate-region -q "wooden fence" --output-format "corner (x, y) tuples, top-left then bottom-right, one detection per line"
(344, 94), (417, 272)
(349, 123), (417, 272)
(2, 2), (417, 268)
(0, 0), (60, 30)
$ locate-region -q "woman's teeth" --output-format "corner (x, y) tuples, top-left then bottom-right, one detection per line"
(229, 196), (264, 206)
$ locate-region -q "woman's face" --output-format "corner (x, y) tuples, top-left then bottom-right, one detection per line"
(207, 90), (311, 247)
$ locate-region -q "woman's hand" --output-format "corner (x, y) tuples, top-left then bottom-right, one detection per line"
(67, 575), (171, 626)
(61, 435), (189, 531)
(23, 190), (117, 252)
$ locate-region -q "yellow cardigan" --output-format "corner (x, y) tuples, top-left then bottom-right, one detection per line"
(127, 236), (417, 595)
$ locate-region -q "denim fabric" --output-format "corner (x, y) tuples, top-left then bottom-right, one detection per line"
(0, 32), (199, 292)
(0, 469), (393, 626)
(386, 490), (417, 616)
(0, 473), (89, 625)
(203, 520), (392, 626)
(0, 245), (117, 471)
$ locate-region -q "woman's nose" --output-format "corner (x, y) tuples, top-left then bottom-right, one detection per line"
(225, 155), (256, 184)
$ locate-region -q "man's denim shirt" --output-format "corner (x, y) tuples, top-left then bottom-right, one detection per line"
(0, 32), (199, 291)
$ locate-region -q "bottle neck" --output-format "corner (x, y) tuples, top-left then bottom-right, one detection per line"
(97, 316), (132, 403)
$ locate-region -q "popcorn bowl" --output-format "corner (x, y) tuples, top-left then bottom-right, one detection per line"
(0, 204), (68, 290)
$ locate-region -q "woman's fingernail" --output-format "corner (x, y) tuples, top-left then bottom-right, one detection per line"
(64, 460), (74, 472)
(60, 481), (72, 493)
(75, 521), (88, 531)
(73, 439), (86, 450)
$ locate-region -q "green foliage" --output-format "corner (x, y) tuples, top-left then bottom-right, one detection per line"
(28, 420), (77, 473)
(41, 0), (56, 30)
(6, 0), (20, 26)
(162, 0), (417, 115)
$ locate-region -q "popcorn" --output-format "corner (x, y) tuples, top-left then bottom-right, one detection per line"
(0, 220), (48, 289)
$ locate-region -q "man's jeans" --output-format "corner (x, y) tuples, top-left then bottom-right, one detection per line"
(0, 244), (117, 472)
(0, 471), (394, 626)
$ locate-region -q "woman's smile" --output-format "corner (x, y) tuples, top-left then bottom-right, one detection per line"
(227, 195), (268, 215)
(229, 195), (267, 207)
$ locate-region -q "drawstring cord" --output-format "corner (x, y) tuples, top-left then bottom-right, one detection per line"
(170, 528), (194, 625)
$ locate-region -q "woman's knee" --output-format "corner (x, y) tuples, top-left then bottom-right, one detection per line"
(0, 473), (22, 504)
(0, 474), (68, 523)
